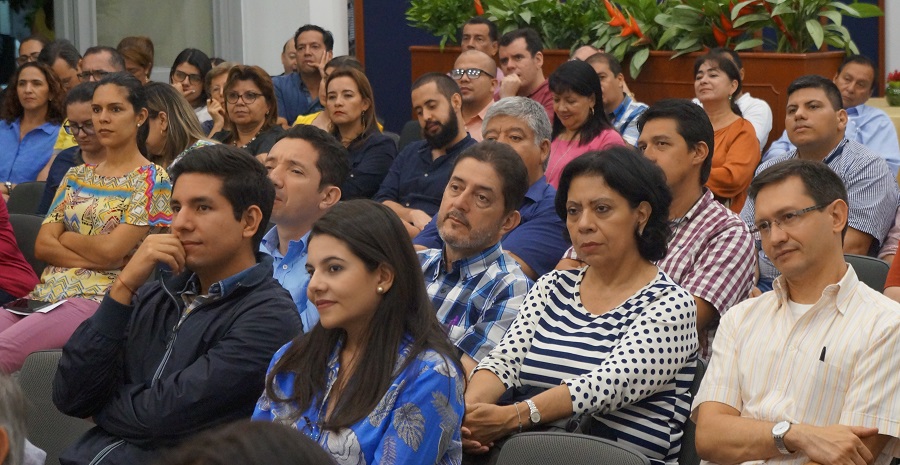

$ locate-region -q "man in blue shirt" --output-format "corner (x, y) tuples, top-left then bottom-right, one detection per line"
(763, 55), (900, 176)
(260, 125), (349, 332)
(272, 24), (332, 124)
(414, 97), (567, 279)
(375, 73), (476, 238)
(419, 141), (532, 375)
(586, 52), (648, 146)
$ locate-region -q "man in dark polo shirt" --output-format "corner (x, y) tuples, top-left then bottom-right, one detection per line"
(375, 72), (476, 238)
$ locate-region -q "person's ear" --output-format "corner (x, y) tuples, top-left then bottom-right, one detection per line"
(691, 141), (710, 169)
(375, 263), (395, 295)
(499, 210), (521, 236)
(241, 205), (264, 240)
(829, 199), (849, 234)
(534, 51), (544, 69)
(539, 139), (551, 166)
(319, 185), (341, 210)
(451, 93), (463, 112)
(136, 107), (149, 127)
(157, 111), (169, 132)
(635, 200), (652, 233)
(836, 108), (849, 131)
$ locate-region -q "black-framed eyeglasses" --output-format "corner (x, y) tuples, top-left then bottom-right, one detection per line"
(173, 70), (202, 85)
(225, 91), (262, 104)
(450, 68), (494, 80)
(16, 53), (40, 66)
(64, 121), (95, 136)
(77, 70), (110, 82)
(750, 204), (829, 236)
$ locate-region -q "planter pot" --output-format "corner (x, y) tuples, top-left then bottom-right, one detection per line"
(886, 85), (900, 107)
(409, 46), (845, 149)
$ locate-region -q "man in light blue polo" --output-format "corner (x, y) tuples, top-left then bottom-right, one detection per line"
(260, 125), (348, 332)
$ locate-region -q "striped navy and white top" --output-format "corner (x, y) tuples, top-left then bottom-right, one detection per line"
(476, 267), (698, 465)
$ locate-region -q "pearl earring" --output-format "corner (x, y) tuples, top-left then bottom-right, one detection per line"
(377, 286), (385, 294)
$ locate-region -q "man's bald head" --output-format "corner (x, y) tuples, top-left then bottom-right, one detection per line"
(452, 50), (498, 110)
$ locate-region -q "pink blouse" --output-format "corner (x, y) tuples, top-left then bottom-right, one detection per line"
(545, 129), (626, 188)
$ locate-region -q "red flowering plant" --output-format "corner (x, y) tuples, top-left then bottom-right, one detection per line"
(888, 70), (900, 89)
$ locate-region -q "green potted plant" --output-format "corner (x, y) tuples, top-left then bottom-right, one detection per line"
(886, 70), (900, 107)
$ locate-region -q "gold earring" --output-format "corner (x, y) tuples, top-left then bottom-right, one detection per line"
(377, 286), (385, 294)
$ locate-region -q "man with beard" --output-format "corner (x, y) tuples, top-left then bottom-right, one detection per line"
(418, 141), (532, 375)
(375, 73), (476, 237)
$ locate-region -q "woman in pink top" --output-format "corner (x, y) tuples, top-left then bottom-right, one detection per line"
(545, 60), (625, 187)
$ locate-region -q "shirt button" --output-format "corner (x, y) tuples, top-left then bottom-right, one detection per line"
(423, 173), (429, 177)
(405, 202), (410, 207)
(350, 174), (355, 178)
(282, 265), (289, 270)
(440, 287), (449, 294)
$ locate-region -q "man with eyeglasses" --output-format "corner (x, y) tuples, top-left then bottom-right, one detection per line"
(77, 46), (125, 83)
(740, 75), (898, 292)
(693, 158), (900, 465)
(16, 35), (47, 67)
(451, 50), (497, 142)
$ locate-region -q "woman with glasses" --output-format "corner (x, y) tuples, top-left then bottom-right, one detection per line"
(169, 48), (213, 126)
(253, 200), (464, 465)
(143, 82), (216, 168)
(325, 67), (395, 199)
(0, 62), (65, 199)
(544, 60), (625, 188)
(212, 65), (284, 158)
(0, 73), (172, 373)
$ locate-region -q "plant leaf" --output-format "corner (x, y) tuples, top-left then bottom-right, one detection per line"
(733, 13), (772, 29)
(806, 19), (825, 49)
(629, 47), (650, 79)
(849, 2), (884, 18)
(392, 403), (425, 452)
(734, 38), (764, 51)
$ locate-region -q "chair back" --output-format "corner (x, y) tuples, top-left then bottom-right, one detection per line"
(844, 254), (890, 291)
(6, 181), (46, 215)
(678, 357), (708, 465)
(8, 213), (47, 276)
(17, 350), (94, 465)
(495, 431), (650, 465)
(383, 131), (400, 149)
(398, 119), (423, 151)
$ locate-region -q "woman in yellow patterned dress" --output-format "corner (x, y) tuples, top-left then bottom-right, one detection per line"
(0, 73), (172, 373)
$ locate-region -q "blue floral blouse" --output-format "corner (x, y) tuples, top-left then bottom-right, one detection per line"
(252, 337), (465, 465)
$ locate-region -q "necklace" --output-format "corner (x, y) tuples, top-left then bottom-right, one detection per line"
(547, 140), (576, 177)
(232, 130), (261, 149)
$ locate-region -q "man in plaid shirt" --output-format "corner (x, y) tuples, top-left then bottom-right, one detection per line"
(419, 141), (532, 375)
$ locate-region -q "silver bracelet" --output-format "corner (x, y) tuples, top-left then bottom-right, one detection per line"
(513, 402), (524, 433)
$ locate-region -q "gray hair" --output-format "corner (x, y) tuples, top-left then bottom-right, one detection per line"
(483, 97), (552, 148)
(0, 374), (26, 465)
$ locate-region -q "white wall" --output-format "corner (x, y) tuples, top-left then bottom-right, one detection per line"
(239, 0), (349, 76)
(887, 2), (899, 78)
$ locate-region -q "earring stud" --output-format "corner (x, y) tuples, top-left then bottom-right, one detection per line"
(377, 286), (385, 294)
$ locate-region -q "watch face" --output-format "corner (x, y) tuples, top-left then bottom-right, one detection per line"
(530, 412), (540, 423)
(773, 421), (790, 436)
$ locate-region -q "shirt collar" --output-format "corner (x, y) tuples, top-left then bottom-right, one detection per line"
(261, 227), (310, 259)
(525, 176), (551, 203)
(672, 188), (714, 225)
(609, 94), (633, 121)
(438, 242), (504, 281)
(7, 118), (58, 135)
(772, 263), (858, 315)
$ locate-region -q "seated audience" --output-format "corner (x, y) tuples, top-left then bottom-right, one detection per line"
(212, 65), (284, 158)
(586, 52), (647, 145)
(1, 62), (65, 198)
(705, 48), (773, 149)
(498, 28), (553, 121)
(694, 53), (760, 213)
(742, 75), (898, 291)
(0, 73), (172, 374)
(169, 48), (213, 124)
(15, 35), (47, 67)
(292, 56), (364, 130)
(155, 420), (336, 465)
(78, 46), (125, 83)
(37, 39), (82, 94)
(253, 200), (465, 464)
(415, 97), (568, 279)
(463, 147), (698, 464)
(460, 16), (504, 99)
(279, 37), (297, 76)
(0, 196), (39, 305)
(53, 145), (301, 465)
(452, 50), (497, 141)
(562, 99), (756, 358)
(419, 141), (532, 376)
(0, 372), (26, 465)
(37, 82), (105, 215)
(569, 44), (599, 61)
(325, 67), (396, 199)
(374, 73), (475, 237)
(273, 24), (332, 123)
(261, 125), (348, 332)
(693, 159), (900, 465)
(116, 36), (154, 85)
(765, 55), (900, 175)
(143, 82), (215, 167)
(203, 61), (237, 137)
(544, 60), (625, 188)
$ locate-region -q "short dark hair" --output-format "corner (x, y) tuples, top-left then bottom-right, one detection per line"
(64, 81), (98, 106)
(787, 74), (843, 111)
(837, 54), (876, 90)
(157, 420), (337, 465)
(275, 125), (350, 190)
(462, 16), (499, 42)
(548, 60), (614, 144)
(585, 52), (623, 77)
(748, 159), (848, 237)
(709, 47), (742, 70)
(170, 48), (213, 104)
(326, 55), (364, 73)
(37, 39), (81, 68)
(83, 45), (126, 70)
(637, 98), (715, 185)
(555, 147), (672, 261)
(454, 140), (529, 214)
(294, 24), (334, 52)
(167, 145), (275, 250)
(412, 72), (460, 102)
(498, 28), (543, 56)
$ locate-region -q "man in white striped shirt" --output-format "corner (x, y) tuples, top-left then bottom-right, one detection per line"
(693, 159), (900, 465)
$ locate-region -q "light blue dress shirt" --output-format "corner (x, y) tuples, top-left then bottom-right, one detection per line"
(260, 227), (318, 332)
(762, 103), (900, 176)
(0, 119), (60, 183)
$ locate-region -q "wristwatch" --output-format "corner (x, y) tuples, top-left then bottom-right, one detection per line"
(772, 420), (792, 455)
(524, 399), (541, 425)
(3, 181), (11, 194)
